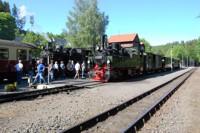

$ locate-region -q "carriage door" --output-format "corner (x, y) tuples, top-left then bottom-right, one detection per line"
(17, 49), (27, 61)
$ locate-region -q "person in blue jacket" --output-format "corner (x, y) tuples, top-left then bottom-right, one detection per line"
(32, 60), (46, 84)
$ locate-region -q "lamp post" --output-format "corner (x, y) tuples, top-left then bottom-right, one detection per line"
(46, 42), (50, 85)
(182, 54), (183, 68)
(47, 38), (55, 84)
(171, 46), (173, 71)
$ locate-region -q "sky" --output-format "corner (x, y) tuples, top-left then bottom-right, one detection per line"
(7, 0), (200, 46)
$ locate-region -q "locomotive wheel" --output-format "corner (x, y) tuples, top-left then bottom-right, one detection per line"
(88, 70), (94, 79)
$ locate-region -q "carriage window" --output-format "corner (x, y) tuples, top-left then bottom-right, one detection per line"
(17, 49), (27, 60)
(0, 48), (9, 60)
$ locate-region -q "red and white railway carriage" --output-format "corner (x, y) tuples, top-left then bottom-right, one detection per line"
(0, 39), (36, 82)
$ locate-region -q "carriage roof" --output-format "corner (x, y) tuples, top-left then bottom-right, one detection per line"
(0, 39), (37, 49)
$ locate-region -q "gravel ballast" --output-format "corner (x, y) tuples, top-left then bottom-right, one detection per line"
(0, 68), (192, 132)
(139, 67), (200, 133)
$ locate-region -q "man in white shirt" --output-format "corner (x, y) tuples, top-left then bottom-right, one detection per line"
(15, 60), (23, 84)
(53, 61), (59, 79)
(74, 62), (80, 79)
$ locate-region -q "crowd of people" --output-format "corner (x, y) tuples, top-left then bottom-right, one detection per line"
(15, 59), (86, 86)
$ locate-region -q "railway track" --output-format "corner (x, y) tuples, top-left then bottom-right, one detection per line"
(61, 68), (195, 133)
(0, 81), (103, 103)
(0, 69), (182, 104)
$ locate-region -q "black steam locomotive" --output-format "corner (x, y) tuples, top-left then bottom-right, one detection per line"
(41, 45), (91, 77)
(87, 34), (180, 82)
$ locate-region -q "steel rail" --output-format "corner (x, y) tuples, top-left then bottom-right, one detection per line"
(122, 69), (195, 133)
(0, 85), (85, 103)
(61, 69), (193, 133)
(0, 81), (103, 104)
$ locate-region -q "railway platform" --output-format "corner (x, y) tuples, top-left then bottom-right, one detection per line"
(0, 78), (92, 93)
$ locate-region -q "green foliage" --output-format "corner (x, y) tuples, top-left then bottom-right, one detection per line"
(139, 37), (200, 63)
(0, 12), (16, 40)
(152, 38), (200, 63)
(140, 38), (152, 52)
(65, 0), (109, 48)
(0, 0), (10, 13)
(3, 1), (10, 13)
(22, 31), (48, 57)
(0, 0), (3, 12)
(12, 4), (26, 33)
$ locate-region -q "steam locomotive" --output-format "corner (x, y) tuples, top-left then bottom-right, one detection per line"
(41, 45), (91, 76)
(87, 34), (180, 82)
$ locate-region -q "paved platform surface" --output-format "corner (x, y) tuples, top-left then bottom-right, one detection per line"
(0, 68), (189, 93)
(0, 78), (94, 93)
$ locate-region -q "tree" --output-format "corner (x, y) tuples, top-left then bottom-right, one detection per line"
(17, 16), (26, 32)
(0, 0), (10, 13)
(152, 38), (200, 64)
(12, 4), (17, 18)
(30, 15), (34, 28)
(0, 12), (16, 40)
(3, 1), (10, 13)
(22, 31), (48, 57)
(12, 4), (26, 33)
(0, 0), (3, 12)
(65, 0), (109, 48)
(140, 38), (152, 52)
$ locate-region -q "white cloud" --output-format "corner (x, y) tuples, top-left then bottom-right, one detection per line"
(18, 5), (35, 19)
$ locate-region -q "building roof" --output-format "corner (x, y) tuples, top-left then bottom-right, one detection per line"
(0, 39), (37, 49)
(108, 33), (139, 43)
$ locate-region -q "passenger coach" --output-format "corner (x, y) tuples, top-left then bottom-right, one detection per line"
(0, 39), (36, 82)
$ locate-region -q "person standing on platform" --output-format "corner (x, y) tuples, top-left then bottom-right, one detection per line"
(33, 60), (46, 84)
(15, 60), (23, 84)
(60, 61), (66, 79)
(74, 62), (80, 79)
(48, 60), (54, 82)
(81, 61), (86, 79)
(53, 61), (59, 80)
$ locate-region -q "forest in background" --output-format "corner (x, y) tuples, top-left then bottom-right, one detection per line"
(142, 37), (200, 64)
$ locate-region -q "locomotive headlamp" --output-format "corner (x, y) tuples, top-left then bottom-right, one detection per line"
(56, 45), (60, 50)
(96, 46), (100, 51)
(107, 59), (110, 64)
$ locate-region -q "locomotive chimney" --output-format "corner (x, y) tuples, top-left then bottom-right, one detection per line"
(101, 34), (107, 50)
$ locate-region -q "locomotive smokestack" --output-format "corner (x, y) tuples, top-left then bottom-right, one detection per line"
(101, 34), (107, 50)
